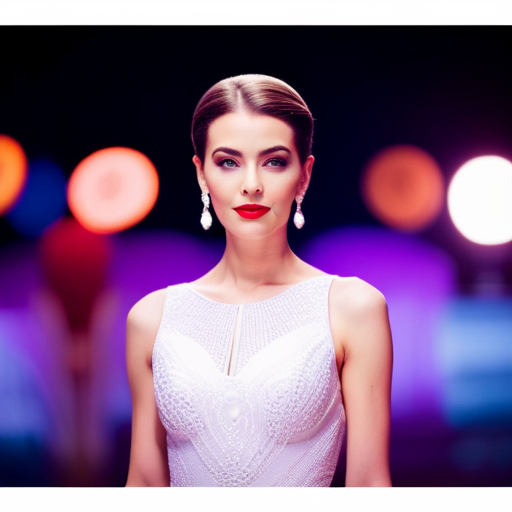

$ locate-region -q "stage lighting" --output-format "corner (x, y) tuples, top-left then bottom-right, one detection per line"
(67, 147), (159, 234)
(6, 159), (67, 237)
(361, 145), (444, 231)
(448, 156), (512, 245)
(0, 135), (28, 215)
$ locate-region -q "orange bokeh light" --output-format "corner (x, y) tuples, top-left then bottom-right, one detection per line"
(67, 147), (159, 234)
(361, 145), (445, 231)
(0, 135), (28, 215)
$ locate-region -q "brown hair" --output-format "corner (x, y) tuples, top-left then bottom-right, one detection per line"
(191, 74), (314, 165)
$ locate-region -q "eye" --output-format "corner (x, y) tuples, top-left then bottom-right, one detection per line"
(219, 158), (238, 168)
(265, 158), (287, 168)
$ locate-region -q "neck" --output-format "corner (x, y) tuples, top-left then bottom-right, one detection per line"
(212, 225), (301, 289)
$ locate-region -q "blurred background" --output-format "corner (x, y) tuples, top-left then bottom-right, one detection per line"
(1, 26), (512, 487)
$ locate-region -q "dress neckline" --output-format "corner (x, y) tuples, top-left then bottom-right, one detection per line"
(183, 274), (334, 307)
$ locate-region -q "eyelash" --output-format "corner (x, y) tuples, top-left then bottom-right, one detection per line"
(217, 158), (287, 169)
(219, 158), (238, 168)
(266, 158), (287, 167)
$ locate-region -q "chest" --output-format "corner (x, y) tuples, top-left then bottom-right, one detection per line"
(153, 319), (340, 443)
(152, 279), (341, 440)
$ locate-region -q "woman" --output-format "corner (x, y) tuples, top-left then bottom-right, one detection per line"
(125, 74), (393, 487)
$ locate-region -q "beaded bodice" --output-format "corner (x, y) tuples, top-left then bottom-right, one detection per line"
(152, 274), (345, 487)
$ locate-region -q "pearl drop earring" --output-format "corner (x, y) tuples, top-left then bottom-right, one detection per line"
(294, 195), (305, 229)
(200, 191), (212, 230)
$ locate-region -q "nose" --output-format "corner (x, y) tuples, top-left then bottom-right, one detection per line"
(240, 166), (263, 196)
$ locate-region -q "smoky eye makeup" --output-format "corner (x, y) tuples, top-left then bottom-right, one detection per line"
(265, 157), (288, 167)
(213, 151), (290, 169)
(215, 157), (239, 168)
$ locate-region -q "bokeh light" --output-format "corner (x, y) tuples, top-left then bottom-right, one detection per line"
(0, 135), (28, 215)
(67, 147), (159, 234)
(39, 217), (112, 333)
(437, 296), (512, 426)
(448, 156), (512, 245)
(6, 159), (67, 237)
(361, 145), (444, 231)
(300, 225), (456, 419)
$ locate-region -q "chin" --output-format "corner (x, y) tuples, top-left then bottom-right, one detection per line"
(224, 222), (288, 241)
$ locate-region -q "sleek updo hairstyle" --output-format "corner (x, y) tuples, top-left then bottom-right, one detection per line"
(191, 74), (314, 166)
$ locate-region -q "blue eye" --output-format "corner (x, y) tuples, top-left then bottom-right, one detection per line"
(266, 158), (287, 167)
(219, 158), (238, 168)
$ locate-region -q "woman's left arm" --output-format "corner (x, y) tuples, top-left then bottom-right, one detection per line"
(331, 277), (393, 487)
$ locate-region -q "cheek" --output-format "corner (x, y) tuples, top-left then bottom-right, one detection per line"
(207, 185), (236, 225)
(271, 195), (294, 216)
(208, 192), (226, 218)
(270, 179), (300, 214)
(205, 174), (231, 207)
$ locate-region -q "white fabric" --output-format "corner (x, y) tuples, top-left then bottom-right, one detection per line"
(152, 274), (345, 486)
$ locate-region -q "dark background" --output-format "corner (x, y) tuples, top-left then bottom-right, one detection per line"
(1, 27), (512, 487)
(2, 27), (512, 288)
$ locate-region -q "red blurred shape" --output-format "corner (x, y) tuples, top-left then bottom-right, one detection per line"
(0, 134), (28, 215)
(361, 145), (444, 231)
(67, 147), (159, 234)
(39, 217), (112, 332)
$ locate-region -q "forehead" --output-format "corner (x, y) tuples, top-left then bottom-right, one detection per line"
(206, 111), (296, 153)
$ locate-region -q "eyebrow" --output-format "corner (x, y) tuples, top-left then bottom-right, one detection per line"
(211, 145), (292, 158)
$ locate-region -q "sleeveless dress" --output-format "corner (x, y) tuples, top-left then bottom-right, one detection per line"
(152, 274), (345, 486)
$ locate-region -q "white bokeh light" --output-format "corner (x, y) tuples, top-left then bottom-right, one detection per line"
(448, 156), (512, 245)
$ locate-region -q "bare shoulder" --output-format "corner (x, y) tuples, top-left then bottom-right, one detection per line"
(333, 277), (393, 486)
(127, 288), (168, 327)
(329, 276), (390, 364)
(126, 288), (168, 363)
(330, 276), (387, 315)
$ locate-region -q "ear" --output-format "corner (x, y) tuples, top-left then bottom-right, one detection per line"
(296, 155), (314, 198)
(193, 155), (209, 193)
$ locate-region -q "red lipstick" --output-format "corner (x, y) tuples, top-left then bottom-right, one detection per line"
(233, 204), (270, 219)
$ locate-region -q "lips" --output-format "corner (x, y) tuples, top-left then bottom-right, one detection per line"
(233, 204), (270, 219)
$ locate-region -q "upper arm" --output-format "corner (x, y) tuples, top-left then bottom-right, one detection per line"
(331, 277), (393, 487)
(125, 289), (170, 487)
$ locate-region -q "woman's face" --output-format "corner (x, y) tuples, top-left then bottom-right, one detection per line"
(193, 110), (314, 240)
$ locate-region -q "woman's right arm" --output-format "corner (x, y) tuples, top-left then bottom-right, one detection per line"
(125, 289), (170, 486)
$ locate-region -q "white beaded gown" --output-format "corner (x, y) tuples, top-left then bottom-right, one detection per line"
(152, 274), (345, 486)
